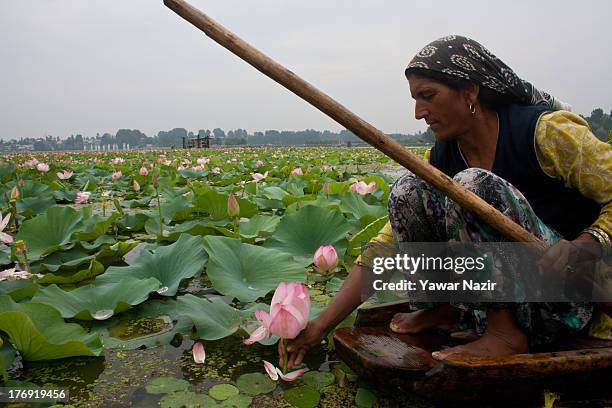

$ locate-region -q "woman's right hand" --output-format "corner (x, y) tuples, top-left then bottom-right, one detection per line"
(279, 319), (327, 369)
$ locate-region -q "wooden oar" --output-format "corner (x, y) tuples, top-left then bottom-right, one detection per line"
(163, 0), (545, 250)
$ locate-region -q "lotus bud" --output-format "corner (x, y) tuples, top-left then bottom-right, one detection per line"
(227, 193), (240, 218)
(10, 186), (20, 201)
(313, 245), (339, 273)
(322, 183), (331, 195)
(18, 179), (24, 187)
(192, 341), (206, 364)
(14, 240), (27, 258)
(139, 166), (148, 176)
(111, 171), (122, 181)
(132, 179), (140, 192)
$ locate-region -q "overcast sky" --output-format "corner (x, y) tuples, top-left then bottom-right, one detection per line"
(1, 0), (610, 140)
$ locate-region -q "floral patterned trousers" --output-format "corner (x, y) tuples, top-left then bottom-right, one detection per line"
(387, 168), (592, 347)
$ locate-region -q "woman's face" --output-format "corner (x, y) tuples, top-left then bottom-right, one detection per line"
(407, 74), (474, 141)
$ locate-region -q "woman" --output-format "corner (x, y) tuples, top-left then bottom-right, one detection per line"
(280, 35), (611, 366)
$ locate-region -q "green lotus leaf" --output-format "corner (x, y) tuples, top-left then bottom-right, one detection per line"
(236, 372), (276, 395)
(176, 294), (245, 340)
(75, 210), (121, 241)
(38, 259), (105, 285)
(239, 215), (281, 239)
(0, 244), (10, 265)
(32, 277), (160, 320)
(0, 335), (16, 382)
(145, 377), (190, 394)
(118, 213), (149, 232)
(203, 236), (306, 302)
(36, 248), (93, 273)
(253, 197), (285, 210)
(0, 279), (39, 301)
(95, 240), (140, 265)
(97, 234), (207, 296)
(209, 384), (239, 401)
(91, 299), (193, 350)
(15, 205), (83, 261)
(160, 391), (217, 408)
(194, 190), (258, 221)
(216, 394), (252, 408)
(161, 195), (193, 223)
(282, 385), (320, 408)
(16, 182), (56, 217)
(284, 196), (341, 214)
(262, 186), (290, 201)
(301, 371), (335, 390)
(339, 193), (387, 228)
(0, 295), (103, 361)
(347, 215), (389, 257)
(77, 234), (116, 250)
(263, 206), (351, 265)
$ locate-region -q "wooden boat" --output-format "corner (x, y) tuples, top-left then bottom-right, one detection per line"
(333, 300), (612, 404)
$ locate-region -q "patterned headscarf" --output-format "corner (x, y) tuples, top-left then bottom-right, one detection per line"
(406, 35), (571, 111)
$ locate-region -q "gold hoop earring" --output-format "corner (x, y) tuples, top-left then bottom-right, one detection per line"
(469, 102), (476, 116)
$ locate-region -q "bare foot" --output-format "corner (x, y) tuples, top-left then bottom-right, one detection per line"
(431, 308), (528, 360)
(389, 304), (459, 334)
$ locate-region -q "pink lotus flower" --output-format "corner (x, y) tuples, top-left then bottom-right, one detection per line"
(251, 171), (268, 182)
(211, 167), (221, 174)
(24, 159), (38, 168)
(111, 157), (125, 164)
(0, 213), (13, 244)
(10, 186), (19, 201)
(192, 165), (204, 171)
(111, 171), (122, 181)
(290, 167), (303, 176)
(321, 164), (331, 172)
(36, 163), (50, 172)
(244, 282), (310, 345)
(349, 181), (377, 195)
(197, 157), (210, 165)
(75, 191), (91, 204)
(192, 341), (206, 364)
(262, 360), (309, 382)
(256, 160), (264, 167)
(313, 245), (338, 273)
(139, 166), (148, 176)
(56, 170), (73, 180)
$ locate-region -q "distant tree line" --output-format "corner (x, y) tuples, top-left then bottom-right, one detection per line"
(0, 127), (435, 152)
(1, 107), (608, 152)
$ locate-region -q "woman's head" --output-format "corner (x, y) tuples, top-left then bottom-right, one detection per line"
(404, 35), (569, 139)
(406, 68), (509, 141)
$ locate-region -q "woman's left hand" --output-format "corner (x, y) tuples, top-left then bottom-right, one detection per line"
(538, 234), (602, 277)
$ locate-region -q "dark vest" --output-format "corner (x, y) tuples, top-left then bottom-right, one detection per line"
(429, 104), (600, 239)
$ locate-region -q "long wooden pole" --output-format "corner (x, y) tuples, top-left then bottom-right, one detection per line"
(163, 0), (547, 251)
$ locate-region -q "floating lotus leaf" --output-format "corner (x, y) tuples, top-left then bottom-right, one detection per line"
(0, 295), (103, 361)
(118, 213), (149, 232)
(203, 236), (306, 302)
(32, 277), (160, 320)
(209, 384), (239, 401)
(78, 234), (116, 250)
(145, 377), (190, 394)
(0, 245), (10, 265)
(236, 372), (276, 395)
(347, 215), (389, 257)
(0, 336), (16, 382)
(35, 248), (93, 273)
(262, 186), (290, 201)
(160, 390), (217, 408)
(339, 193), (387, 228)
(217, 394), (252, 408)
(239, 215), (281, 239)
(91, 299), (193, 350)
(301, 371), (335, 390)
(355, 387), (377, 408)
(282, 385), (320, 408)
(75, 211), (121, 241)
(263, 206), (351, 265)
(15, 205), (83, 261)
(97, 234), (207, 296)
(177, 294), (245, 340)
